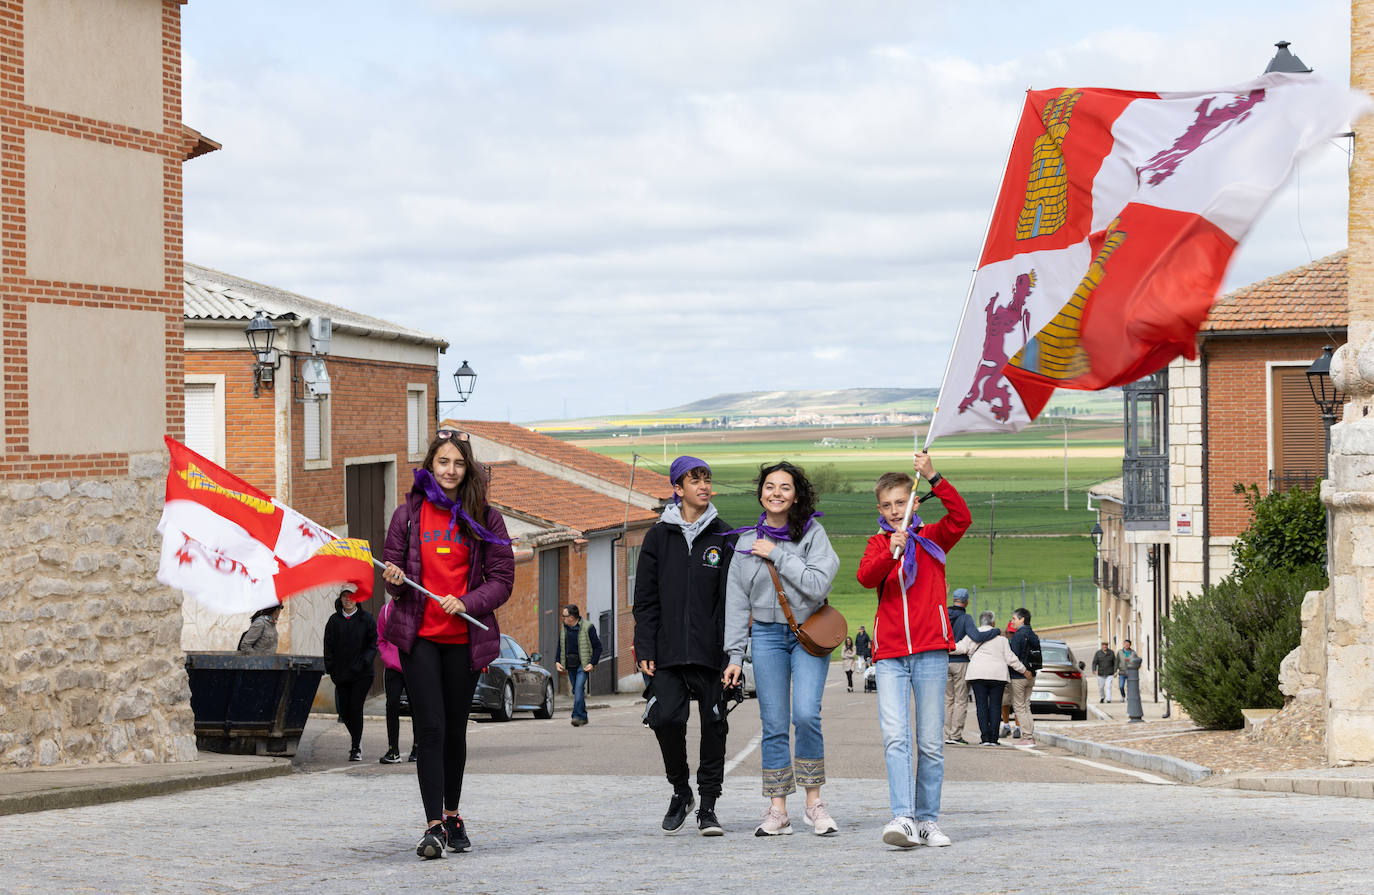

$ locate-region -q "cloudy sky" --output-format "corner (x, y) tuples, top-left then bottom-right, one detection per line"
(182, 1), (1355, 422)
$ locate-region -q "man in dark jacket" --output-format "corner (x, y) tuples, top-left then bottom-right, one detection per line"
(634, 456), (735, 837)
(323, 584), (378, 761)
(944, 588), (997, 744)
(556, 604), (602, 727)
(854, 626), (871, 663)
(1007, 608), (1041, 745)
(1091, 641), (1117, 703)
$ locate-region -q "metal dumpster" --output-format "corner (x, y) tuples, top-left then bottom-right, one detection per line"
(184, 652), (325, 756)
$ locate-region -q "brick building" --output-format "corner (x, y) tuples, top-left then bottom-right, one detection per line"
(1090, 251), (1346, 700)
(0, 0), (212, 769)
(181, 263), (448, 667)
(445, 420), (672, 693)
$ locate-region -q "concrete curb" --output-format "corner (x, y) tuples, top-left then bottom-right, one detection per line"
(1035, 729), (1212, 783)
(0, 757), (294, 818)
(1233, 773), (1374, 799)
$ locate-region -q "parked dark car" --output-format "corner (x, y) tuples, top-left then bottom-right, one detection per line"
(472, 634), (556, 722)
(1029, 638), (1088, 721)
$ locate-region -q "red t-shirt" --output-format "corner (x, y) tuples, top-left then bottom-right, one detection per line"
(417, 500), (471, 644)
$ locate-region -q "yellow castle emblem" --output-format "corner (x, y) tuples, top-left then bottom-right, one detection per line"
(181, 463), (276, 514)
(1016, 89), (1081, 240)
(316, 538), (374, 562)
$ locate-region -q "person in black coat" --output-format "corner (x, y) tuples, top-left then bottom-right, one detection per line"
(634, 456), (736, 836)
(323, 584), (378, 761)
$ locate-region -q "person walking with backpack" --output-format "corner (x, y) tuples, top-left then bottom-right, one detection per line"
(1007, 608), (1041, 745)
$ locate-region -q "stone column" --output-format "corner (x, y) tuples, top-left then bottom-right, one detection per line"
(1324, 0), (1374, 763)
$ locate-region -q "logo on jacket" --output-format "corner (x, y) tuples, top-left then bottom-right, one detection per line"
(703, 546), (722, 568)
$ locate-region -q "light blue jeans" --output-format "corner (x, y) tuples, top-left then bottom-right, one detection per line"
(571, 667), (588, 721)
(750, 622), (829, 797)
(876, 650), (948, 821)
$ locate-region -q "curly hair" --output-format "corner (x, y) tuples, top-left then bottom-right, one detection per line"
(755, 460), (817, 542)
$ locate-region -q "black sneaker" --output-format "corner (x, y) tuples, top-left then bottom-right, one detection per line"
(408, 745), (419, 762)
(348, 748), (362, 762)
(416, 823), (446, 860)
(662, 790), (694, 833)
(443, 814), (470, 853)
(697, 806), (723, 836)
(379, 748), (401, 765)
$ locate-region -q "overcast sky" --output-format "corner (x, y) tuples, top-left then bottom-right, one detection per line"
(182, 1), (1355, 422)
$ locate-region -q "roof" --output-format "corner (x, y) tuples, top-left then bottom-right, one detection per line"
(184, 263), (449, 349)
(447, 419), (673, 500)
(487, 461), (659, 533)
(1088, 477), (1123, 502)
(1203, 250), (1347, 334)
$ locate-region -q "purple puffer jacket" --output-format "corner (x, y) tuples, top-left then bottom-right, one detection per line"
(382, 486), (515, 670)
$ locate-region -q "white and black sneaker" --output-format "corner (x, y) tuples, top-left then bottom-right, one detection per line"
(697, 806), (723, 836)
(881, 817), (919, 848)
(443, 814), (470, 852)
(416, 823), (447, 859)
(662, 790), (694, 832)
(916, 820), (952, 847)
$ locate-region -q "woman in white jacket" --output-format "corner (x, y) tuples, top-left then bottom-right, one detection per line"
(954, 611), (1033, 746)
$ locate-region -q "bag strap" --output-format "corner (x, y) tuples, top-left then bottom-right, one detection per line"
(765, 562), (802, 632)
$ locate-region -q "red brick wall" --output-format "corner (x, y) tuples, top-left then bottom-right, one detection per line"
(1, 1), (185, 478)
(185, 350), (276, 492)
(1204, 335), (1337, 537)
(500, 550), (539, 651)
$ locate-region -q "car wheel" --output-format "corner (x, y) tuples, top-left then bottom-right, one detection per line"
(492, 681), (515, 722)
(532, 681), (554, 719)
(1070, 708), (1088, 721)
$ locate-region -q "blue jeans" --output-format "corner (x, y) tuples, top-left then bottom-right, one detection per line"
(876, 651), (948, 822)
(750, 621), (829, 797)
(571, 667), (588, 721)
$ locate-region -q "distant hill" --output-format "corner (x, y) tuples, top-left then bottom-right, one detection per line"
(661, 388), (939, 415)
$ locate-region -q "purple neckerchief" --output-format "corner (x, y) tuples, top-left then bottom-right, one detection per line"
(878, 515), (946, 582)
(725, 511), (823, 553)
(413, 468), (512, 545)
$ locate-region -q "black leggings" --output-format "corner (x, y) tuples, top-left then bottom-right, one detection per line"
(383, 667), (407, 751)
(845, 670), (853, 688)
(333, 676), (372, 750)
(400, 638), (479, 822)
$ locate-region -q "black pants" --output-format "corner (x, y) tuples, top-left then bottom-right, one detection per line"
(400, 638), (479, 823)
(845, 670), (853, 689)
(333, 676), (373, 751)
(383, 667), (408, 751)
(645, 665), (729, 801)
(970, 679), (1006, 745)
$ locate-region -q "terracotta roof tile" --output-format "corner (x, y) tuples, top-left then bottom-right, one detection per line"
(443, 419), (673, 499)
(1204, 250), (1347, 333)
(487, 461), (659, 533)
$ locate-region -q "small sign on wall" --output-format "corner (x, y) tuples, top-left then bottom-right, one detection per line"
(1176, 511), (1191, 534)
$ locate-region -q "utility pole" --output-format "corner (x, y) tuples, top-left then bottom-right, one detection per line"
(1063, 417), (1069, 511)
(987, 492), (996, 585)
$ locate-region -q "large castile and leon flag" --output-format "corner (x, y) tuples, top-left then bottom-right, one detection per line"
(926, 71), (1370, 444)
(157, 436), (375, 614)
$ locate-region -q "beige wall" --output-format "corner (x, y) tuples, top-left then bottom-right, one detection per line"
(28, 305), (165, 454)
(23, 0), (165, 130)
(25, 130), (165, 289)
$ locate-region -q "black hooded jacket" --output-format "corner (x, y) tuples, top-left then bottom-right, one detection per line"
(323, 597), (378, 683)
(633, 515), (736, 671)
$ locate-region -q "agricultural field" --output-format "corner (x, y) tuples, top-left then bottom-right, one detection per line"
(573, 420), (1122, 634)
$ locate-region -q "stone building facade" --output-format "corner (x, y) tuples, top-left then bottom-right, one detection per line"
(0, 0), (212, 769)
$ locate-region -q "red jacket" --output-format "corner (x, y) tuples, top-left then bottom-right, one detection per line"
(856, 476), (971, 660)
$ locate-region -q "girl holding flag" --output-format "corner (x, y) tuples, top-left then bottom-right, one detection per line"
(723, 461), (840, 837)
(381, 428), (514, 859)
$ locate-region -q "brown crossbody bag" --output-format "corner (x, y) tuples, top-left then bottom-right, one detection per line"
(765, 562), (847, 658)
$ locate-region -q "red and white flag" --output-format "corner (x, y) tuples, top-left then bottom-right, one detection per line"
(156, 436), (365, 614)
(927, 72), (1369, 445)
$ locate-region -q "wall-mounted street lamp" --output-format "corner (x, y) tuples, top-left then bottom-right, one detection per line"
(1090, 522), (1103, 551)
(436, 360), (479, 415)
(244, 310), (281, 397)
(1306, 345), (1344, 476)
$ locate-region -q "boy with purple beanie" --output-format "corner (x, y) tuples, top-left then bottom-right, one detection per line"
(634, 456), (737, 835)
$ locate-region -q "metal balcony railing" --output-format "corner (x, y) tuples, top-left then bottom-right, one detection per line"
(1123, 455), (1168, 525)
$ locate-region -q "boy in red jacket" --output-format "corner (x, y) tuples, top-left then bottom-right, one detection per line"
(857, 452), (971, 849)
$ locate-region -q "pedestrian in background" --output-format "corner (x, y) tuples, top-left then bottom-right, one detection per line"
(945, 588), (996, 745)
(855, 626), (872, 666)
(841, 637), (857, 692)
(1116, 639), (1137, 701)
(1007, 608), (1041, 745)
(955, 610), (1032, 746)
(376, 597), (415, 764)
(555, 603), (602, 727)
(237, 604), (281, 654)
(1091, 642), (1117, 703)
(724, 461), (840, 837)
(382, 428), (515, 860)
(322, 584), (376, 763)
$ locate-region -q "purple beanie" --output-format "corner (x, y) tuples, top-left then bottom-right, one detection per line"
(669, 456), (710, 503)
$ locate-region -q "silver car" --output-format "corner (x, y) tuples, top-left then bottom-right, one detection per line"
(1029, 638), (1088, 721)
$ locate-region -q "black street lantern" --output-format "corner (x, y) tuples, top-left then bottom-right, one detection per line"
(1306, 345), (1344, 476)
(1090, 522), (1103, 551)
(453, 360), (477, 403)
(1264, 40), (1313, 75)
(244, 310), (279, 397)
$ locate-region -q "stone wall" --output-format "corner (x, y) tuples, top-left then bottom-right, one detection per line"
(0, 453), (197, 768)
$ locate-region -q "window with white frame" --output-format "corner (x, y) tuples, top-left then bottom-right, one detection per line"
(407, 384), (428, 458)
(304, 396), (331, 464)
(183, 375), (225, 465)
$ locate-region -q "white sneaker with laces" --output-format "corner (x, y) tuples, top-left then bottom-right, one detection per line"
(754, 806), (793, 837)
(999, 722), (1011, 738)
(917, 820), (952, 847)
(803, 800), (838, 835)
(881, 817), (919, 848)
(1012, 725), (1022, 739)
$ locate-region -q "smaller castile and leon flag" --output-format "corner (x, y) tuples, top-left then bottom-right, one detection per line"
(926, 71), (1371, 446)
(157, 436), (374, 614)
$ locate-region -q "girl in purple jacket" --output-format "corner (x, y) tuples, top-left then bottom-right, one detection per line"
(381, 428), (515, 859)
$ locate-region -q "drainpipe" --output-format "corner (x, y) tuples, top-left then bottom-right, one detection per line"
(1200, 345), (1210, 592)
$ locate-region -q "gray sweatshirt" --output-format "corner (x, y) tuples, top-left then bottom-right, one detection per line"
(724, 522), (840, 666)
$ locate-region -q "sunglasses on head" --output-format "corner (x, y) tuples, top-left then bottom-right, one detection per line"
(436, 429), (470, 442)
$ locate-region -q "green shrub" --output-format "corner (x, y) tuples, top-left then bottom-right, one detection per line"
(1160, 564), (1325, 729)
(1229, 483), (1326, 578)
(808, 463), (851, 494)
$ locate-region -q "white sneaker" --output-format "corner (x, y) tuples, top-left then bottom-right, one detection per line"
(803, 800), (838, 835)
(1012, 725), (1022, 739)
(916, 820), (952, 847)
(754, 806), (793, 837)
(881, 817), (919, 848)
(999, 723), (1011, 737)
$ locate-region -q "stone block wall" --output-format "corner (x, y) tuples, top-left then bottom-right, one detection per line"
(0, 454), (197, 769)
